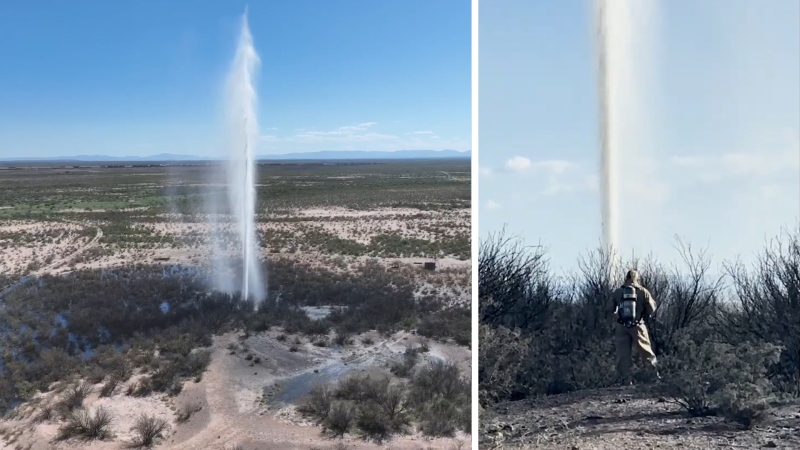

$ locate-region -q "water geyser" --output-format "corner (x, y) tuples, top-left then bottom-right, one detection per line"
(219, 9), (265, 303)
(594, 0), (659, 260)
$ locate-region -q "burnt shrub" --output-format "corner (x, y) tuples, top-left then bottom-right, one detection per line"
(478, 226), (800, 437)
(656, 334), (781, 425)
(478, 324), (529, 405)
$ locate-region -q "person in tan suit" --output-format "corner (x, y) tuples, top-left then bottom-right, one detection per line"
(608, 269), (661, 384)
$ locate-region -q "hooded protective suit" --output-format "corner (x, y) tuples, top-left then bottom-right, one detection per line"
(608, 269), (660, 383)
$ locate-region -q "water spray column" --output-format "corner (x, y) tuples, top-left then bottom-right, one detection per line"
(225, 10), (265, 305)
(243, 119), (251, 300)
(596, 0), (614, 252)
(595, 0), (620, 280)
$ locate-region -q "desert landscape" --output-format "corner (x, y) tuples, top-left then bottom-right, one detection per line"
(0, 159), (472, 450)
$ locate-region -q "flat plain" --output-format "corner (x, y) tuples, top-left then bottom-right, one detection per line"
(0, 158), (471, 450)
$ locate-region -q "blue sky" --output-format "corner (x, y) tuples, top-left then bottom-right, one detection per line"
(0, 1), (470, 157)
(480, 0), (799, 272)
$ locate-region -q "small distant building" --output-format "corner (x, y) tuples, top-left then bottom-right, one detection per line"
(423, 261), (437, 271)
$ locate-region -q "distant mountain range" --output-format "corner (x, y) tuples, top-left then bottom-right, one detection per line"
(261, 150), (470, 160)
(0, 150), (470, 162)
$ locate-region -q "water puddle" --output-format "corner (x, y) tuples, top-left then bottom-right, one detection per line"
(267, 362), (351, 405)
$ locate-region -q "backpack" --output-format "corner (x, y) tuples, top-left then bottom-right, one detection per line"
(617, 285), (638, 328)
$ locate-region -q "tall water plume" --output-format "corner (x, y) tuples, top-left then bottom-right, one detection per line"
(210, 10), (265, 304)
(593, 0), (661, 268)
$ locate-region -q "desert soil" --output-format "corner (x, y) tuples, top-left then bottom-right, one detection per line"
(1, 331), (471, 450)
(481, 386), (800, 450)
(0, 207), (470, 277)
(0, 205), (472, 449)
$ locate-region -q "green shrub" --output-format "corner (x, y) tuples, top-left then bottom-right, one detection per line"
(57, 382), (92, 413)
(416, 398), (460, 437)
(299, 385), (334, 422)
(324, 401), (354, 437)
(408, 361), (470, 437)
(131, 414), (169, 447)
(99, 377), (119, 397)
(300, 366), (468, 442)
(56, 406), (113, 441)
(355, 402), (393, 443)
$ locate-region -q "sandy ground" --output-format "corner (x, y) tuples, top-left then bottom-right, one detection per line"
(0, 220), (98, 277)
(147, 207), (469, 249)
(0, 206), (472, 448)
(1, 331), (471, 450)
(32, 225), (103, 277)
(0, 206), (469, 275)
(0, 207), (471, 306)
(0, 206), (470, 308)
(480, 386), (800, 450)
(288, 208), (467, 219)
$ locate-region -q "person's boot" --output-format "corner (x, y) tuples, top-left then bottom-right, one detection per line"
(652, 356), (662, 381)
(616, 374), (633, 387)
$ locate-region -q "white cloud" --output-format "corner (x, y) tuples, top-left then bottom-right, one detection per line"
(671, 147), (799, 183)
(486, 200), (501, 210)
(757, 183), (782, 201)
(720, 150), (798, 176)
(505, 156), (532, 171)
(542, 173), (599, 196)
(504, 156), (572, 174)
(257, 122), (470, 152)
(672, 151), (800, 176)
(407, 130), (440, 139)
(490, 157), (595, 196)
(260, 122), (394, 144)
(291, 122), (396, 143)
(671, 155), (706, 168)
(532, 160), (571, 175)
(337, 122), (377, 132)
(295, 131), (397, 143)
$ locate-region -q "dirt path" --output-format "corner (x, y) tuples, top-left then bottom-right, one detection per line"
(168, 333), (470, 450)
